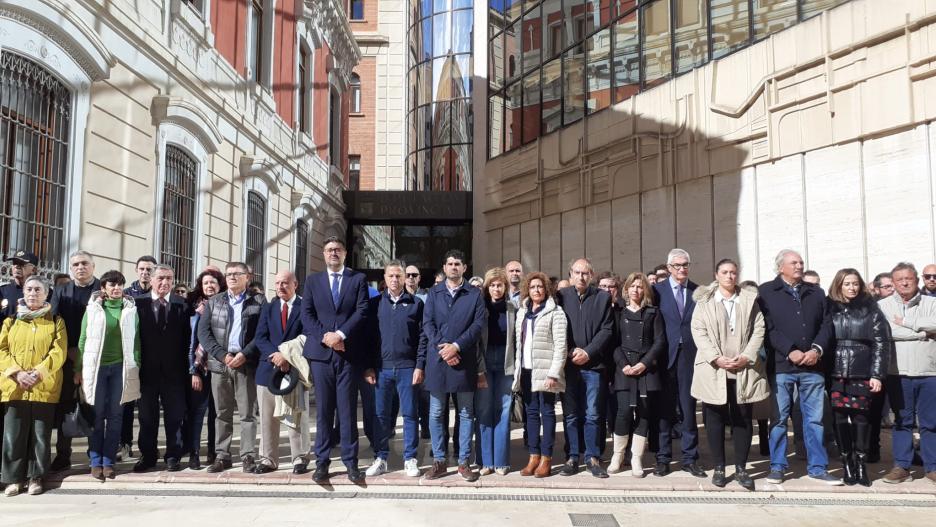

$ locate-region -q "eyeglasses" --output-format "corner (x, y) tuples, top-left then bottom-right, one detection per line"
(924, 274), (936, 280)
(878, 284), (894, 289)
(406, 273), (420, 278)
(668, 263), (690, 270)
(225, 272), (246, 278)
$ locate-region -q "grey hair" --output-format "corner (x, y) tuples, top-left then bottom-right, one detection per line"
(774, 249), (802, 274)
(69, 250), (94, 263)
(153, 264), (174, 275)
(666, 248), (691, 265)
(892, 261), (918, 277)
(23, 275), (48, 293)
(384, 259), (407, 272)
(567, 258), (594, 273)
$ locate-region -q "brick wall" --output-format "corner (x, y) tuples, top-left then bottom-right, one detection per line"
(347, 57), (376, 189)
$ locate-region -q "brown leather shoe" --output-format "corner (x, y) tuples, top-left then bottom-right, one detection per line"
(90, 466), (104, 481)
(102, 466), (116, 480)
(520, 455), (541, 477)
(926, 471), (936, 485)
(534, 456), (552, 478)
(882, 466), (912, 484)
(425, 460), (448, 480)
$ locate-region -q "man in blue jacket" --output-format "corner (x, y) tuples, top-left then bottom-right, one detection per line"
(362, 260), (427, 478)
(301, 236), (369, 483)
(758, 249), (839, 485)
(422, 249), (487, 481)
(652, 248), (706, 478)
(252, 270), (310, 474)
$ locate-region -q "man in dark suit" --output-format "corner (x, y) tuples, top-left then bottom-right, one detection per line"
(652, 248), (706, 478)
(134, 265), (191, 472)
(556, 258), (614, 478)
(301, 236), (369, 483)
(253, 270), (310, 474)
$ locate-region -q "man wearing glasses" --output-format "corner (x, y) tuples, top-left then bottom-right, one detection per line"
(404, 265), (427, 302)
(197, 262), (267, 473)
(652, 249), (706, 478)
(922, 264), (936, 297)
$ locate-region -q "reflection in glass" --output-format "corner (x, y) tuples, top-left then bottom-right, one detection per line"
(541, 57), (562, 134)
(453, 0), (472, 9)
(452, 97), (472, 144)
(563, 0), (588, 53)
(432, 100), (450, 148)
(506, 0), (523, 22)
(421, 17), (433, 60)
(711, 0), (750, 59)
(505, 81), (522, 152)
(489, 0), (505, 16)
(563, 48), (584, 125)
(408, 110), (418, 154)
(489, 31), (505, 90)
(754, 0), (797, 39)
(612, 9), (638, 102)
(416, 149), (427, 189)
(642, 0), (671, 89)
(418, 104), (432, 149)
(455, 55), (472, 97)
(505, 22), (521, 84)
(522, 71), (541, 143)
(586, 28), (611, 114)
(418, 61), (431, 109)
(433, 12), (451, 55)
(421, 0), (432, 19)
(452, 10), (473, 53)
(432, 56), (451, 100)
(801, 0), (847, 19)
(452, 144), (471, 191)
(522, 5), (542, 75)
(488, 93), (505, 158)
(674, 0), (707, 74)
(543, 15), (563, 60)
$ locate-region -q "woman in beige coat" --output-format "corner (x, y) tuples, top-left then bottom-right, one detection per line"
(512, 272), (566, 478)
(690, 259), (768, 491)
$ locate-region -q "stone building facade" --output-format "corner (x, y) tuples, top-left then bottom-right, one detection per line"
(0, 0), (360, 288)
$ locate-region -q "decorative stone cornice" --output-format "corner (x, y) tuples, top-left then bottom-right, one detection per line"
(0, 0), (116, 81)
(151, 95), (223, 154)
(303, 0), (361, 86)
(239, 155), (284, 194)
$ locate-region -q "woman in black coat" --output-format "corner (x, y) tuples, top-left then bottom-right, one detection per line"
(826, 268), (889, 487)
(607, 272), (666, 477)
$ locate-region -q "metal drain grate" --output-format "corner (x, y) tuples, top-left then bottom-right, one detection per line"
(43, 488), (936, 508)
(568, 513), (620, 527)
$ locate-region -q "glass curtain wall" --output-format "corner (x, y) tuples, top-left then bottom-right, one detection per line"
(487, 0), (850, 159)
(406, 0), (474, 191)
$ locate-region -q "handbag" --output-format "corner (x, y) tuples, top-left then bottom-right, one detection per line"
(510, 391), (526, 425)
(62, 389), (95, 439)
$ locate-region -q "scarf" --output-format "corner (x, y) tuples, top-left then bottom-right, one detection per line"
(520, 300), (547, 350)
(16, 299), (51, 321)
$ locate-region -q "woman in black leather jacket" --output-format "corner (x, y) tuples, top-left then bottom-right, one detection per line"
(827, 268), (890, 487)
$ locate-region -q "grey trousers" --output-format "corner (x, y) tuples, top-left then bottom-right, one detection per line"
(211, 365), (258, 461)
(2, 401), (54, 484)
(256, 385), (311, 468)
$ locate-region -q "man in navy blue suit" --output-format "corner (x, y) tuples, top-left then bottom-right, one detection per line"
(253, 270), (310, 474)
(652, 248), (706, 478)
(301, 236), (369, 483)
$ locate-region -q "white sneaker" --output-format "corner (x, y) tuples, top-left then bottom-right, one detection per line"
(365, 458), (387, 477)
(26, 479), (42, 496)
(3, 483), (22, 497)
(404, 458), (420, 477)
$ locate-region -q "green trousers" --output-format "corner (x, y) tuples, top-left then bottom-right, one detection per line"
(2, 401), (55, 484)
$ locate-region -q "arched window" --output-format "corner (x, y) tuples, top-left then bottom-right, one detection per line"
(0, 51), (70, 276)
(160, 145), (198, 286)
(245, 190), (267, 281)
(350, 73), (362, 113)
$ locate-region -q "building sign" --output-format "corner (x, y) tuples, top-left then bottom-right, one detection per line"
(343, 191), (473, 224)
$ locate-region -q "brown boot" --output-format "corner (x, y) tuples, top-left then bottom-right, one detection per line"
(534, 456), (552, 478)
(520, 455), (541, 477)
(90, 466), (104, 481)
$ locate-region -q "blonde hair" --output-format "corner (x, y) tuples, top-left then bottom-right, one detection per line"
(482, 267), (508, 301)
(622, 272), (653, 308)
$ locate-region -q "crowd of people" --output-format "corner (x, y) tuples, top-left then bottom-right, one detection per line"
(1, 242), (935, 496)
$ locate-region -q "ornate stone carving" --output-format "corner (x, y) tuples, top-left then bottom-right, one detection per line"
(303, 0), (361, 86)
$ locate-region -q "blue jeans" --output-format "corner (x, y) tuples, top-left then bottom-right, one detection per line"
(182, 373), (216, 456)
(562, 368), (606, 461)
(374, 367), (419, 461)
(429, 390), (474, 464)
(889, 375), (936, 472)
(89, 364), (124, 468)
(521, 369), (557, 456)
(770, 371), (828, 475)
(475, 369), (513, 469)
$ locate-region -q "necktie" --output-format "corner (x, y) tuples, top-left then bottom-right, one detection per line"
(675, 284), (685, 318)
(790, 284), (801, 304)
(331, 273), (341, 307)
(157, 297), (167, 329)
(281, 301), (288, 331)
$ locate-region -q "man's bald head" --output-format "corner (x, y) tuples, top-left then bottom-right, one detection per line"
(274, 270), (298, 301)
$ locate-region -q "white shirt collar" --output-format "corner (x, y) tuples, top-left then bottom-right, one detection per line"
(151, 291), (168, 302)
(329, 267), (346, 277)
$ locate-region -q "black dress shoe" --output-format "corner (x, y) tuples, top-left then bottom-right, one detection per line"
(241, 455), (256, 473)
(347, 466), (365, 483)
(188, 455), (201, 470)
(559, 459), (578, 477)
(735, 467), (755, 491)
(312, 463), (330, 483)
(206, 458), (232, 473)
(293, 463), (308, 475)
(133, 459), (156, 473)
(253, 464), (276, 474)
(587, 457), (609, 479)
(711, 466), (727, 487)
(682, 463), (707, 478)
(50, 456), (72, 472)
(654, 462), (670, 477)
(166, 458), (182, 472)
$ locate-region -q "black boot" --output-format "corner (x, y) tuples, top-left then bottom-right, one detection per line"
(841, 451), (857, 486)
(855, 452), (870, 487)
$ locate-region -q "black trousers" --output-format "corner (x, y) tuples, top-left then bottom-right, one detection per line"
(120, 401), (135, 446)
(138, 380), (187, 463)
(614, 391), (651, 437)
(703, 380), (753, 468)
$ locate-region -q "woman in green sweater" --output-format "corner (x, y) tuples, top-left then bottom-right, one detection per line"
(76, 270), (141, 480)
